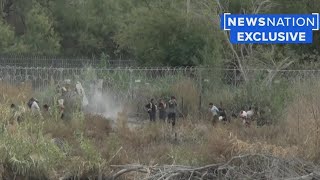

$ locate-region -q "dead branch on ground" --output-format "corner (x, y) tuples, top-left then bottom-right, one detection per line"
(110, 154), (320, 180)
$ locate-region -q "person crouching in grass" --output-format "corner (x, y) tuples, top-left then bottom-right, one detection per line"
(27, 97), (43, 119)
(42, 104), (52, 118)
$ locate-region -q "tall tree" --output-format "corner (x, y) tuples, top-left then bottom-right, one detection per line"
(21, 1), (60, 54)
(0, 19), (15, 52)
(115, 0), (222, 66)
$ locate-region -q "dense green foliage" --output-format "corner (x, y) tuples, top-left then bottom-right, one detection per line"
(0, 0), (319, 67)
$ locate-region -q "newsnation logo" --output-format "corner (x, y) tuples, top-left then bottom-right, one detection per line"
(220, 13), (319, 44)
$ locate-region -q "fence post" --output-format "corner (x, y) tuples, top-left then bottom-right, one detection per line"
(199, 68), (202, 119)
(129, 69), (133, 101)
(181, 97), (184, 116)
(234, 69), (237, 86)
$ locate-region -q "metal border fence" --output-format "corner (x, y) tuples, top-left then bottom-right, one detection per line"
(1, 65), (320, 94)
(0, 54), (136, 68)
(1, 65), (320, 118)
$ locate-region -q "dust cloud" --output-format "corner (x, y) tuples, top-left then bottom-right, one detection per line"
(84, 80), (123, 121)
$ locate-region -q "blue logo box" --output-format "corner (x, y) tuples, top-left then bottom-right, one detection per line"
(220, 13), (319, 44)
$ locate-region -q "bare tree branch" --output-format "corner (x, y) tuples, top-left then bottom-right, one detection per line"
(215, 0), (249, 83)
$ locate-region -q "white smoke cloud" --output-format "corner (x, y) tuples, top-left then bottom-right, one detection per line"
(85, 80), (123, 121)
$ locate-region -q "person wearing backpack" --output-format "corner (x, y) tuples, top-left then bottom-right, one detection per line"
(167, 96), (177, 127)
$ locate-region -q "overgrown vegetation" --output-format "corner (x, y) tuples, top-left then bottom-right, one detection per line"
(1, 0), (320, 179)
(0, 0), (319, 67)
(1, 71), (320, 178)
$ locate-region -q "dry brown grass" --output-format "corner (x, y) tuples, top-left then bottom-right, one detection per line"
(282, 80), (320, 162)
(84, 114), (112, 140)
(19, 106), (318, 168)
(0, 81), (33, 104)
(42, 120), (78, 146)
(1, 81), (320, 179)
(172, 79), (200, 116)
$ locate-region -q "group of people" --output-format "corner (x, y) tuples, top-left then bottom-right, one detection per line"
(145, 96), (178, 127)
(10, 97), (51, 123)
(9, 80), (89, 124)
(209, 102), (228, 125)
(144, 97), (256, 128)
(209, 102), (255, 127)
(9, 78), (256, 130)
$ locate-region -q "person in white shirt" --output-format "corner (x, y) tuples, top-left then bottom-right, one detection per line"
(209, 103), (219, 115)
(27, 98), (42, 117)
(27, 98), (39, 110)
(239, 107), (255, 127)
(57, 99), (65, 119)
(75, 81), (89, 107)
(209, 103), (219, 125)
